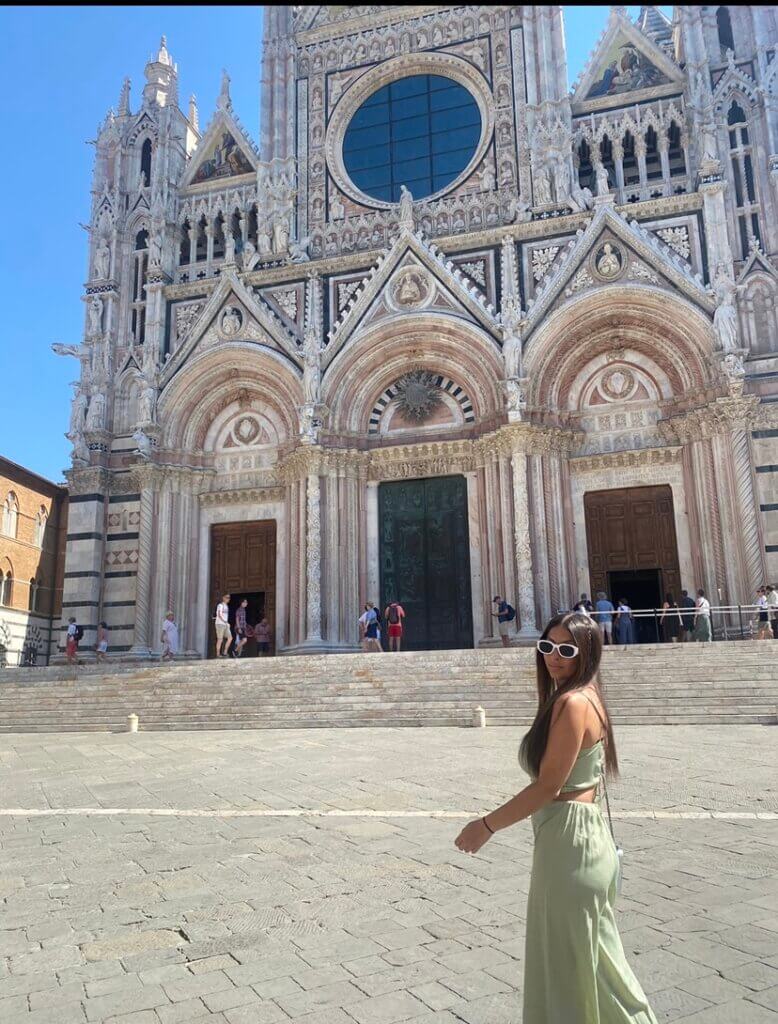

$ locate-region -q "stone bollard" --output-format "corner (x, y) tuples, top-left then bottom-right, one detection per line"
(473, 705), (486, 728)
(127, 713), (139, 733)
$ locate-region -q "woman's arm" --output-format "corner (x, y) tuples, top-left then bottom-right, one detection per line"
(455, 696), (589, 853)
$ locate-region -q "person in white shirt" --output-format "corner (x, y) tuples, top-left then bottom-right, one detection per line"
(161, 612), (179, 660)
(215, 593), (232, 658)
(693, 588), (712, 642)
(761, 589), (773, 634)
(756, 587), (772, 640)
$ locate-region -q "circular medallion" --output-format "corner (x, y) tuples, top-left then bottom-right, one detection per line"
(390, 267), (431, 310)
(394, 369), (441, 422)
(600, 367), (636, 401)
(592, 242), (624, 281)
(220, 306), (243, 338)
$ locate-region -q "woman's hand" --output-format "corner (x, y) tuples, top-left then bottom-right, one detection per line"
(454, 818), (493, 855)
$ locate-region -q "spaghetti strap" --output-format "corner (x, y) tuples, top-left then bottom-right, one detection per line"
(582, 692), (607, 744)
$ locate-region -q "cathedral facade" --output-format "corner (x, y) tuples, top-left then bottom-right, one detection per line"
(58, 6), (778, 657)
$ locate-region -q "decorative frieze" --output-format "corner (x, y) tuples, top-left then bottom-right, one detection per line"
(658, 394), (760, 444)
(569, 446), (683, 475)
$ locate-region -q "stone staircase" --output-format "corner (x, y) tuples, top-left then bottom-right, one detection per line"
(0, 642), (775, 734)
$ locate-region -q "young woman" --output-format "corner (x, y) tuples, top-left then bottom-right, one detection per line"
(95, 622), (109, 663)
(233, 599), (249, 657)
(659, 593), (682, 644)
(614, 597), (634, 645)
(756, 587), (772, 640)
(455, 612), (657, 1024)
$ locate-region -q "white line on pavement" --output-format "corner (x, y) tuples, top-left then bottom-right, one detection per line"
(0, 808), (776, 820)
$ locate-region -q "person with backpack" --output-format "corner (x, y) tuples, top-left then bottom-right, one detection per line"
(66, 616), (82, 665)
(384, 599), (406, 652)
(492, 595), (516, 648)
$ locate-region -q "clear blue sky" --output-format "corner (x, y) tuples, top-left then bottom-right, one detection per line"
(0, 6), (669, 483)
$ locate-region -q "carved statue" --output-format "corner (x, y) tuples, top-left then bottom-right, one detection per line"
(272, 211), (290, 252)
(225, 232), (236, 263)
(533, 162), (552, 206)
(504, 194), (532, 223)
(289, 236), (311, 263)
(722, 351), (745, 378)
(71, 434), (90, 465)
(85, 391), (106, 431)
(302, 331), (322, 406)
(570, 183), (594, 211)
(132, 429), (153, 459)
(94, 238), (111, 279)
(135, 374), (158, 426)
(595, 163), (611, 196)
(69, 389), (88, 437)
(699, 121), (719, 164)
(330, 193), (345, 221)
(242, 239), (259, 270)
(596, 242), (621, 279)
(398, 184), (414, 230)
(712, 266), (740, 353)
(505, 378), (527, 417)
(480, 164), (496, 191)
(503, 329), (523, 381)
(257, 223), (271, 255)
(87, 297), (103, 336)
(552, 157), (571, 205)
(149, 233), (163, 268)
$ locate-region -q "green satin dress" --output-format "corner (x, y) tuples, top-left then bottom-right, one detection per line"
(520, 739), (658, 1024)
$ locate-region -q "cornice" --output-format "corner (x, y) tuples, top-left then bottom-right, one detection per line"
(200, 486), (285, 507)
(296, 5), (446, 45)
(569, 446), (683, 475)
(658, 392), (761, 443)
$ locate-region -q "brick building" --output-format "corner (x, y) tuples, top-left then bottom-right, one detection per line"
(0, 457), (67, 665)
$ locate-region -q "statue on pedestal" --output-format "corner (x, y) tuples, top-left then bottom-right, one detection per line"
(85, 390), (106, 431)
(712, 265), (740, 353)
(94, 238), (111, 279)
(398, 184), (414, 230)
(87, 296), (103, 337)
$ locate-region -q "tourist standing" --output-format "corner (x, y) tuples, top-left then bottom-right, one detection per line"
(766, 584), (778, 638)
(614, 598), (634, 645)
(455, 612), (658, 1024)
(95, 621), (109, 662)
(693, 588), (712, 642)
(384, 599), (406, 651)
(214, 593), (232, 658)
(492, 595), (515, 648)
(756, 587), (772, 640)
(65, 617), (80, 666)
(574, 593), (594, 616)
(359, 602), (382, 653)
(161, 612), (179, 661)
(679, 589), (696, 641)
(594, 592), (614, 644)
(659, 594), (681, 644)
(255, 617), (271, 656)
(234, 599), (249, 657)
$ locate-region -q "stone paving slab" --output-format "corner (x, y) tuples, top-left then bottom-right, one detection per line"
(0, 726), (776, 1022)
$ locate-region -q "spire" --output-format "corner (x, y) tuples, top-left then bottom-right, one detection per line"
(188, 94), (199, 132)
(217, 69), (232, 111)
(117, 77), (131, 117)
(156, 35), (172, 66)
(637, 6), (673, 51)
(304, 271), (322, 341)
(143, 34), (177, 108)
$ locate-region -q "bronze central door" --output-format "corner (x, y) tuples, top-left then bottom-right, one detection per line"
(208, 520), (276, 657)
(379, 475), (473, 650)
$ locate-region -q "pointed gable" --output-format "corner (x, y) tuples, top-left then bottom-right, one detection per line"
(161, 270), (301, 383)
(571, 8), (683, 112)
(522, 203), (714, 344)
(180, 107), (258, 189)
(322, 230), (500, 368)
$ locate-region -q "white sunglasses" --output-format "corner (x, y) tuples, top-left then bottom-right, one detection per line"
(536, 639), (580, 659)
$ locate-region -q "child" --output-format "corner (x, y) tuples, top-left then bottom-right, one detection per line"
(161, 612), (179, 661)
(96, 622), (109, 662)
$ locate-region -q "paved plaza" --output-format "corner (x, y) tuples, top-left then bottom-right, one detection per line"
(1, 724), (777, 1023)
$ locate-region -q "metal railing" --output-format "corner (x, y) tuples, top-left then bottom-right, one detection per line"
(575, 604), (777, 644)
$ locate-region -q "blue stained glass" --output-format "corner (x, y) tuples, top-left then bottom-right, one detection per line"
(343, 73), (481, 202)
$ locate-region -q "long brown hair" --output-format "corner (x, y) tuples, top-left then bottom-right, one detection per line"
(519, 612), (619, 779)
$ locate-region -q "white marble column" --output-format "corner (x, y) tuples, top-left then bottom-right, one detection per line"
(528, 454), (551, 624)
(366, 481), (379, 604)
(730, 428), (765, 596)
(305, 473), (322, 643)
(129, 477), (156, 656)
(510, 450), (540, 639)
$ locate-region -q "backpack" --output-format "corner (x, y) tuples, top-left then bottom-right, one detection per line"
(504, 603), (516, 622)
(388, 604), (400, 625)
(74, 624), (84, 642)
